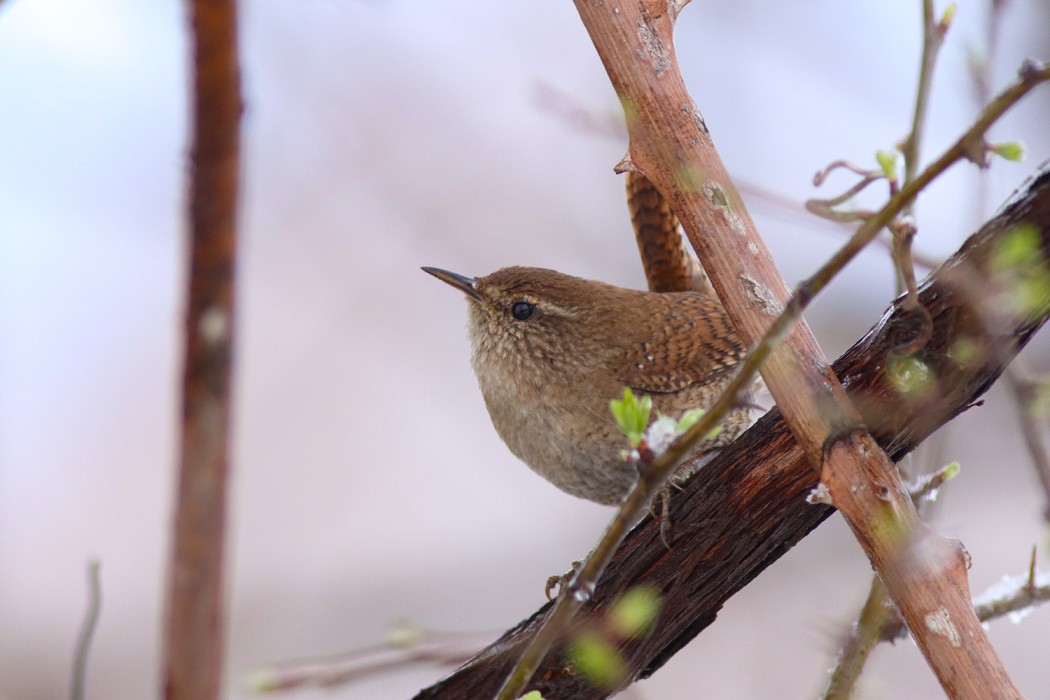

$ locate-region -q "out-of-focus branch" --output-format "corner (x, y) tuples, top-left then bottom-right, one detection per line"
(252, 623), (492, 692)
(893, 0), (951, 305)
(1006, 369), (1050, 523)
(902, 0), (951, 192)
(161, 0), (242, 698)
(71, 561), (102, 700)
(822, 576), (893, 700)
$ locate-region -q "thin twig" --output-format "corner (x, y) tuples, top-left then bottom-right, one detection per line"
(813, 159), (881, 185)
(795, 60), (1050, 320)
(806, 175), (881, 215)
(907, 461), (960, 505)
(252, 624), (492, 692)
(971, 0), (1008, 219)
(893, 0), (950, 306)
(890, 218), (924, 310)
(495, 57), (1050, 700)
(902, 0), (950, 193)
(822, 576), (892, 700)
(71, 561), (102, 700)
(533, 82), (626, 142)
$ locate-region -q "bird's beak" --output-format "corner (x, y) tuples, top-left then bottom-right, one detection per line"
(421, 266), (483, 303)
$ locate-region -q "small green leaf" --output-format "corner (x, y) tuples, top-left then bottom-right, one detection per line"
(994, 224), (1040, 269)
(990, 141), (1026, 162)
(676, 408), (704, 433)
(947, 336), (983, 368)
(941, 461), (960, 481)
(609, 586), (661, 638)
(518, 692), (545, 700)
(885, 355), (934, 398)
(610, 388), (652, 447)
(569, 631), (625, 689)
(876, 150), (898, 181)
(676, 409), (723, 439)
(939, 2), (957, 30)
(245, 670), (280, 692)
(991, 225), (1050, 317)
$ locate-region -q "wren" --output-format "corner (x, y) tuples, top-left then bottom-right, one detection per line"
(423, 266), (751, 505)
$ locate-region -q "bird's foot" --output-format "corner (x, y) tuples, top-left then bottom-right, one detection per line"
(650, 480), (685, 548)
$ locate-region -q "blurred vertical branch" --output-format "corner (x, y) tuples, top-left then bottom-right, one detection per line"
(161, 0), (241, 697)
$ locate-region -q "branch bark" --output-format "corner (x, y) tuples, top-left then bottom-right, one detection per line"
(413, 168), (1050, 700)
(161, 0), (241, 697)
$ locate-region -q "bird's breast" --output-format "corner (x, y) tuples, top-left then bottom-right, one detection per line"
(469, 347), (640, 504)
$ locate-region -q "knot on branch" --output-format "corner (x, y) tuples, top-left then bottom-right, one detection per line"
(886, 303), (934, 356)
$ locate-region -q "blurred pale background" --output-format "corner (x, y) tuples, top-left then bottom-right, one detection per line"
(2, 1), (1050, 698)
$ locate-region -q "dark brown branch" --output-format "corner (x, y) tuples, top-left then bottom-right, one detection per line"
(161, 0), (241, 698)
(415, 164), (1050, 700)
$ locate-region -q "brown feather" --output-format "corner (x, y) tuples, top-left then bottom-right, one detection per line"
(620, 292), (744, 394)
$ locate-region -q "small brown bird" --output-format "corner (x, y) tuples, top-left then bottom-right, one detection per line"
(423, 266), (751, 505)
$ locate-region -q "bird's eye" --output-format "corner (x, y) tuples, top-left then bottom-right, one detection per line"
(511, 301), (536, 321)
